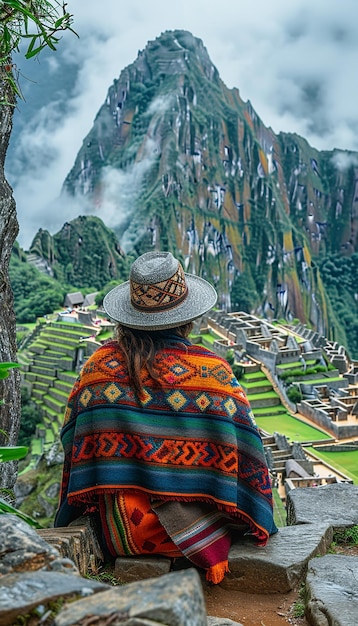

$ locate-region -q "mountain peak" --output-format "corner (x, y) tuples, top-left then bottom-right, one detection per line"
(134, 30), (219, 84)
(62, 31), (358, 354)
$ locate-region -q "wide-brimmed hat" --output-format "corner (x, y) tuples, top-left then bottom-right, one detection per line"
(103, 251), (217, 330)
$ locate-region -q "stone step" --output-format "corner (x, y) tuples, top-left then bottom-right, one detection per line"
(37, 516), (104, 576)
(48, 387), (69, 404)
(58, 371), (78, 384)
(43, 394), (66, 413)
(54, 379), (73, 394)
(242, 382), (273, 394)
(41, 332), (80, 349)
(30, 365), (56, 376)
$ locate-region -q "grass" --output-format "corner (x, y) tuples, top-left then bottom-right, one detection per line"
(242, 381), (272, 390)
(332, 525), (358, 546)
(255, 414), (330, 442)
(86, 566), (122, 586)
(242, 371), (266, 380)
(272, 488), (286, 527)
(247, 391), (279, 400)
(97, 330), (113, 341)
(201, 333), (216, 345)
(276, 360), (316, 369)
(253, 406), (287, 416)
(306, 446), (358, 484)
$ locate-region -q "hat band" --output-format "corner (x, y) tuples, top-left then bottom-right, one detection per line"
(130, 262), (188, 313)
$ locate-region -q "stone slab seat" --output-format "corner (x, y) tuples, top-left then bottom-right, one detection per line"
(53, 568), (206, 626)
(221, 523), (333, 593)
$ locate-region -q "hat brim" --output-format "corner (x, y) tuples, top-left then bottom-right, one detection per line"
(103, 273), (217, 330)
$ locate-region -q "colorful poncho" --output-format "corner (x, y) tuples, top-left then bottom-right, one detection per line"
(55, 337), (277, 581)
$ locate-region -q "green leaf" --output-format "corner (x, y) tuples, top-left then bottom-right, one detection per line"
(0, 498), (43, 529)
(0, 446), (28, 462)
(0, 362), (20, 379)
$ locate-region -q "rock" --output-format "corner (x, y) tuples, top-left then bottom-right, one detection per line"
(305, 555), (358, 626)
(1, 484), (357, 623)
(54, 568), (207, 626)
(287, 483), (358, 526)
(114, 555), (172, 583)
(0, 570), (108, 626)
(221, 523), (333, 593)
(14, 476), (36, 506)
(38, 517), (104, 576)
(0, 513), (59, 575)
(207, 619), (243, 626)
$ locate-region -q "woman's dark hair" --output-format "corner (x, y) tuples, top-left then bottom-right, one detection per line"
(114, 322), (193, 398)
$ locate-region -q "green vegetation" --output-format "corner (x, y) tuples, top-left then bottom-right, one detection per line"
(0, 0), (76, 101)
(318, 253), (358, 359)
(332, 525), (358, 547)
(201, 332), (216, 345)
(0, 363), (42, 526)
(254, 414), (330, 443)
(278, 365), (333, 380)
(86, 566), (122, 586)
(286, 386), (302, 404)
(307, 446), (358, 484)
(272, 488), (286, 528)
(10, 252), (65, 323)
(291, 585), (306, 619)
(18, 387), (40, 446)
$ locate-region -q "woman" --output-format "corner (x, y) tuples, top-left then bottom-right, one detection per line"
(55, 251), (277, 583)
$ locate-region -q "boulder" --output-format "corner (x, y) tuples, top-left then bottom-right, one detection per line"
(305, 555), (358, 626)
(287, 483), (358, 526)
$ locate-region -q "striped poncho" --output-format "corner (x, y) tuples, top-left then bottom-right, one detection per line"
(55, 337), (277, 581)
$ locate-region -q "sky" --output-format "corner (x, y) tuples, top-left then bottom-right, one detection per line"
(6, 0), (358, 248)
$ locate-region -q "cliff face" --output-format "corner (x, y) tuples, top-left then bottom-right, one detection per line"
(61, 30), (358, 338)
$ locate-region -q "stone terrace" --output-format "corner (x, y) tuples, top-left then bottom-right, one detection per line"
(19, 320), (99, 455)
(204, 311), (358, 441)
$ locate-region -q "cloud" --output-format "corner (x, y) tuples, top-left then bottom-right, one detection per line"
(6, 0), (358, 248)
(98, 138), (160, 251)
(331, 151), (358, 171)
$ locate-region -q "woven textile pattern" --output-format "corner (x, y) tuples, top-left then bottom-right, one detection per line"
(55, 340), (277, 549)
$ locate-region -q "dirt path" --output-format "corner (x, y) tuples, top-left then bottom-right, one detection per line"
(203, 584), (308, 625)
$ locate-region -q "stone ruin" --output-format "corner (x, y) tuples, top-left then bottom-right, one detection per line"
(1, 482), (357, 625)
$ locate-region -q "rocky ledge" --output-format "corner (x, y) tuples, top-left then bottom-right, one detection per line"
(0, 483), (357, 625)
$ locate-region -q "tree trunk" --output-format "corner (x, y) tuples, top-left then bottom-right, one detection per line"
(0, 68), (21, 493)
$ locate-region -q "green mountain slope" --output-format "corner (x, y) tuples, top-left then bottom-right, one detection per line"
(29, 215), (129, 288)
(31, 30), (358, 355)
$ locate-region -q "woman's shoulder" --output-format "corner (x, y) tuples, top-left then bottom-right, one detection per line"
(177, 342), (233, 373)
(80, 340), (125, 376)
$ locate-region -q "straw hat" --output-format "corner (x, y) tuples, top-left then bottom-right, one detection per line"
(103, 251), (217, 330)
